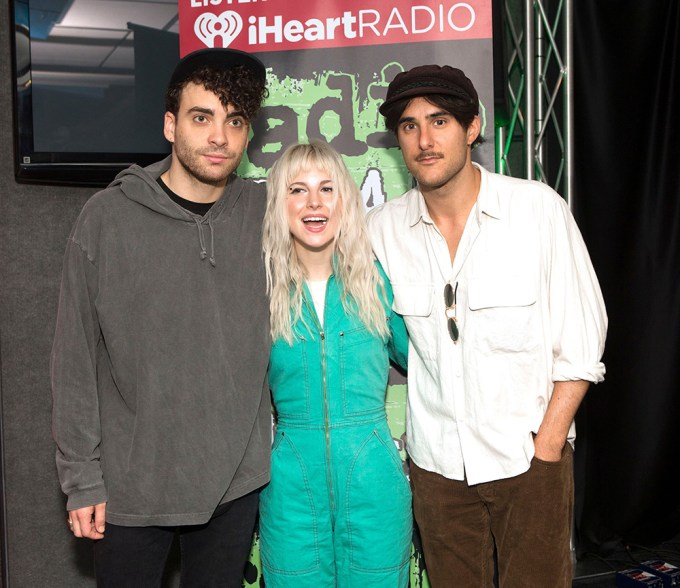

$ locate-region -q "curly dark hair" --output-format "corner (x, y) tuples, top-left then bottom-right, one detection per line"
(382, 93), (485, 149)
(165, 64), (268, 121)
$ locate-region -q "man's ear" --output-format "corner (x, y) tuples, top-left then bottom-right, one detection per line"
(163, 111), (176, 144)
(467, 115), (481, 146)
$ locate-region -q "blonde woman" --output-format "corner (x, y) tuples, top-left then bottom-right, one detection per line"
(259, 141), (412, 587)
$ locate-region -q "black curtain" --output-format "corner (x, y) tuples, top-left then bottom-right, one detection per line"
(572, 1), (680, 555)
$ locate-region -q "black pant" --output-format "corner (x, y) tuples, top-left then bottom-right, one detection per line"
(93, 491), (259, 588)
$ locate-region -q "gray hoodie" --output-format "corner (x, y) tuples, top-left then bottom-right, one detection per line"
(51, 157), (271, 526)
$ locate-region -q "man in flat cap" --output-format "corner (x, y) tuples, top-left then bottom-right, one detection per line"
(51, 48), (270, 586)
(367, 64), (607, 586)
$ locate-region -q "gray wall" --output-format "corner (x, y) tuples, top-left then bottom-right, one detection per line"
(1, 0), (98, 583)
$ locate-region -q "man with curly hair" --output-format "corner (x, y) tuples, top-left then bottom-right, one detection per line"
(51, 48), (271, 586)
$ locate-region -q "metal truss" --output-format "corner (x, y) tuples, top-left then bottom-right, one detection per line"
(495, 0), (573, 206)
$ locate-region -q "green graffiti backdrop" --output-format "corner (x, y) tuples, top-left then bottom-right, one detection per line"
(240, 60), (488, 204)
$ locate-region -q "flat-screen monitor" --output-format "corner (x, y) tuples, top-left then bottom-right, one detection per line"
(10, 0), (180, 186)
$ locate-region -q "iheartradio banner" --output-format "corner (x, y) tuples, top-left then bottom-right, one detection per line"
(180, 0), (491, 52)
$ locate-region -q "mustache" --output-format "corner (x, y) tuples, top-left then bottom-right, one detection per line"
(415, 152), (444, 161)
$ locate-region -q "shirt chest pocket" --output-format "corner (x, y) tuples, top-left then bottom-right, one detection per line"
(391, 282), (437, 361)
(467, 276), (538, 353)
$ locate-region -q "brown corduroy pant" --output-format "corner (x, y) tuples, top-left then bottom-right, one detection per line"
(410, 444), (574, 588)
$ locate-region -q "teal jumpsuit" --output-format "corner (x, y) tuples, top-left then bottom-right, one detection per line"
(260, 271), (412, 587)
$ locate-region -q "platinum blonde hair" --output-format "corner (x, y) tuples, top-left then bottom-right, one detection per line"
(263, 140), (388, 344)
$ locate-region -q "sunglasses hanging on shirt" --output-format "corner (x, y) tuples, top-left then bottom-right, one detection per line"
(444, 281), (459, 343)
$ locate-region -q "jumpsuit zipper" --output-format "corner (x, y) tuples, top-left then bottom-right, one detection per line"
(303, 286), (335, 518)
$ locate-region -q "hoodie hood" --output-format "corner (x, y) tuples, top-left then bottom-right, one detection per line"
(109, 156), (247, 266)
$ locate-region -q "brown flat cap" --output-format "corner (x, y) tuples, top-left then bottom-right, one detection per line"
(379, 64), (478, 115)
(169, 48), (266, 89)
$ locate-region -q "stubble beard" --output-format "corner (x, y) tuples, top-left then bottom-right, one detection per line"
(409, 154), (467, 194)
(174, 142), (243, 187)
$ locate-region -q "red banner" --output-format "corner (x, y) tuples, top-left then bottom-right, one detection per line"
(180, 0), (492, 56)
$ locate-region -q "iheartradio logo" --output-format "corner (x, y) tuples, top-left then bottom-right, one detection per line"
(194, 11), (243, 48)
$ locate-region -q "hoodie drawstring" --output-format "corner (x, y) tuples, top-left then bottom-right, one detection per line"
(207, 216), (216, 267)
(193, 217), (216, 267)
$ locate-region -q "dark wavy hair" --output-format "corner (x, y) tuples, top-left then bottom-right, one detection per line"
(381, 93), (485, 149)
(165, 64), (268, 121)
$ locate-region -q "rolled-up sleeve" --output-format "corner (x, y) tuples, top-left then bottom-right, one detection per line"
(548, 197), (607, 384)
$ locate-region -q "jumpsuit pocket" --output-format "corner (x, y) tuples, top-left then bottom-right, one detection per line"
(346, 428), (413, 572)
(339, 326), (389, 417)
(259, 432), (320, 574)
(269, 335), (312, 420)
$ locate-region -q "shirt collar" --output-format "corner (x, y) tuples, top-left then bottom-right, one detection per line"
(406, 187), (433, 227)
(473, 162), (502, 222)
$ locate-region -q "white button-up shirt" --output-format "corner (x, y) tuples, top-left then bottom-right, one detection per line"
(367, 164), (607, 485)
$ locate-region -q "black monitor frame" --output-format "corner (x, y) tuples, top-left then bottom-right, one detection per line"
(9, 0), (179, 187)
